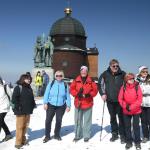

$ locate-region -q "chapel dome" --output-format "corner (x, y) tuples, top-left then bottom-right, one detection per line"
(50, 8), (86, 37)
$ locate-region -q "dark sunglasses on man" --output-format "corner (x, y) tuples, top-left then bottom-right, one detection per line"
(112, 65), (119, 68)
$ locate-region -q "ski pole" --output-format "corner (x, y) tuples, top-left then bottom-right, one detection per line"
(100, 101), (106, 141)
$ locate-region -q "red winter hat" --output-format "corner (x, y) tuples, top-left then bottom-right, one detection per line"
(124, 73), (135, 82)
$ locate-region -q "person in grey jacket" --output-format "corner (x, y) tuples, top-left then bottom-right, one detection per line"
(136, 66), (150, 143)
(98, 59), (126, 143)
(0, 77), (12, 142)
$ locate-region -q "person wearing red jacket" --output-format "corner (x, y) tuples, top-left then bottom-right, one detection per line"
(70, 66), (98, 142)
(118, 73), (142, 150)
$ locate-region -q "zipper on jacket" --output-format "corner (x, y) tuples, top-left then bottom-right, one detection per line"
(56, 84), (59, 106)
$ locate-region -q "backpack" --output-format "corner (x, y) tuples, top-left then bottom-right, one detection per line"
(4, 85), (22, 109)
(4, 84), (10, 101)
(4, 84), (13, 108)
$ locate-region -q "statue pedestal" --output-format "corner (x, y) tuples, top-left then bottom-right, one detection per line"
(31, 67), (54, 95)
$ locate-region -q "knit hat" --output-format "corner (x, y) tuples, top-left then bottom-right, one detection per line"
(139, 66), (148, 74)
(80, 66), (88, 72)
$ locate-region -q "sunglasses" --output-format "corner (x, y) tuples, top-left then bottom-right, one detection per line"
(112, 65), (119, 68)
(141, 71), (148, 74)
(56, 75), (63, 77)
(128, 78), (134, 80)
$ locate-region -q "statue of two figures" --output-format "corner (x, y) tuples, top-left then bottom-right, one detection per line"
(34, 35), (54, 68)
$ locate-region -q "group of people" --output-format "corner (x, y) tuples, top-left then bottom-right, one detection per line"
(99, 59), (150, 150)
(0, 59), (150, 150)
(0, 72), (35, 149)
(34, 70), (49, 97)
(42, 66), (98, 144)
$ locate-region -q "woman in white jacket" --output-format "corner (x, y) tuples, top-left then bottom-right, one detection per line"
(136, 66), (150, 143)
(0, 77), (13, 142)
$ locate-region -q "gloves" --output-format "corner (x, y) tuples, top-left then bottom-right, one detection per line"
(77, 88), (83, 98)
(77, 88), (91, 98)
(84, 94), (91, 98)
(126, 104), (130, 112)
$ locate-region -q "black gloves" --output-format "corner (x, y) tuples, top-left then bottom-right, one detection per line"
(77, 88), (91, 98)
(84, 94), (91, 98)
(77, 88), (83, 98)
(126, 104), (130, 112)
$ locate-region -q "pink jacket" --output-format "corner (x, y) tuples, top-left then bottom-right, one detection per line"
(118, 82), (142, 115)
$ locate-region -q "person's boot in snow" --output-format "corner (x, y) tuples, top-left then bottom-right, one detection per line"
(120, 136), (126, 144)
(73, 137), (80, 142)
(135, 143), (141, 150)
(2, 134), (13, 142)
(125, 142), (133, 149)
(110, 133), (119, 142)
(54, 135), (62, 141)
(43, 137), (51, 143)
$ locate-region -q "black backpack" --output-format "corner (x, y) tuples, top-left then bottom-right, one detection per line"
(4, 84), (10, 101)
(4, 85), (22, 109)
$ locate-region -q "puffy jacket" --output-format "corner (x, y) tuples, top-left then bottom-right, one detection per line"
(136, 75), (150, 107)
(43, 80), (71, 108)
(118, 82), (142, 115)
(70, 75), (98, 109)
(0, 84), (12, 113)
(98, 67), (125, 102)
(12, 84), (36, 115)
(35, 75), (43, 86)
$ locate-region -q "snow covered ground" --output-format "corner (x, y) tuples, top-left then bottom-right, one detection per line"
(0, 93), (150, 150)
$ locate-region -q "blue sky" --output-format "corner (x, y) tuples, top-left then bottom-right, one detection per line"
(0, 0), (150, 83)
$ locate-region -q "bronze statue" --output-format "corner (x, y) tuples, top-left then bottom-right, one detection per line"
(43, 36), (54, 67)
(34, 36), (44, 67)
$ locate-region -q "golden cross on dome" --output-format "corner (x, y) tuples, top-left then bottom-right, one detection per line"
(66, 0), (71, 8)
(64, 0), (72, 16)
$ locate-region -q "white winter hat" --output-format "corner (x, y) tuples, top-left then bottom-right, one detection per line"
(139, 66), (148, 73)
(80, 66), (88, 72)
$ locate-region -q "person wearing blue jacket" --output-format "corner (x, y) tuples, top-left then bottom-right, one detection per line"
(43, 70), (71, 143)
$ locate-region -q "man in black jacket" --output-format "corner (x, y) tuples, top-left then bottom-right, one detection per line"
(98, 59), (126, 144)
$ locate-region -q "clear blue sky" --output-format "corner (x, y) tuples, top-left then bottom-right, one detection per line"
(0, 0), (150, 83)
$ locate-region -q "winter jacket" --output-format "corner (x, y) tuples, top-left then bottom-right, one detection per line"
(42, 73), (49, 86)
(98, 67), (125, 102)
(43, 80), (71, 108)
(70, 75), (98, 109)
(12, 84), (36, 115)
(118, 82), (142, 115)
(35, 75), (43, 86)
(137, 76), (150, 107)
(0, 84), (12, 113)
